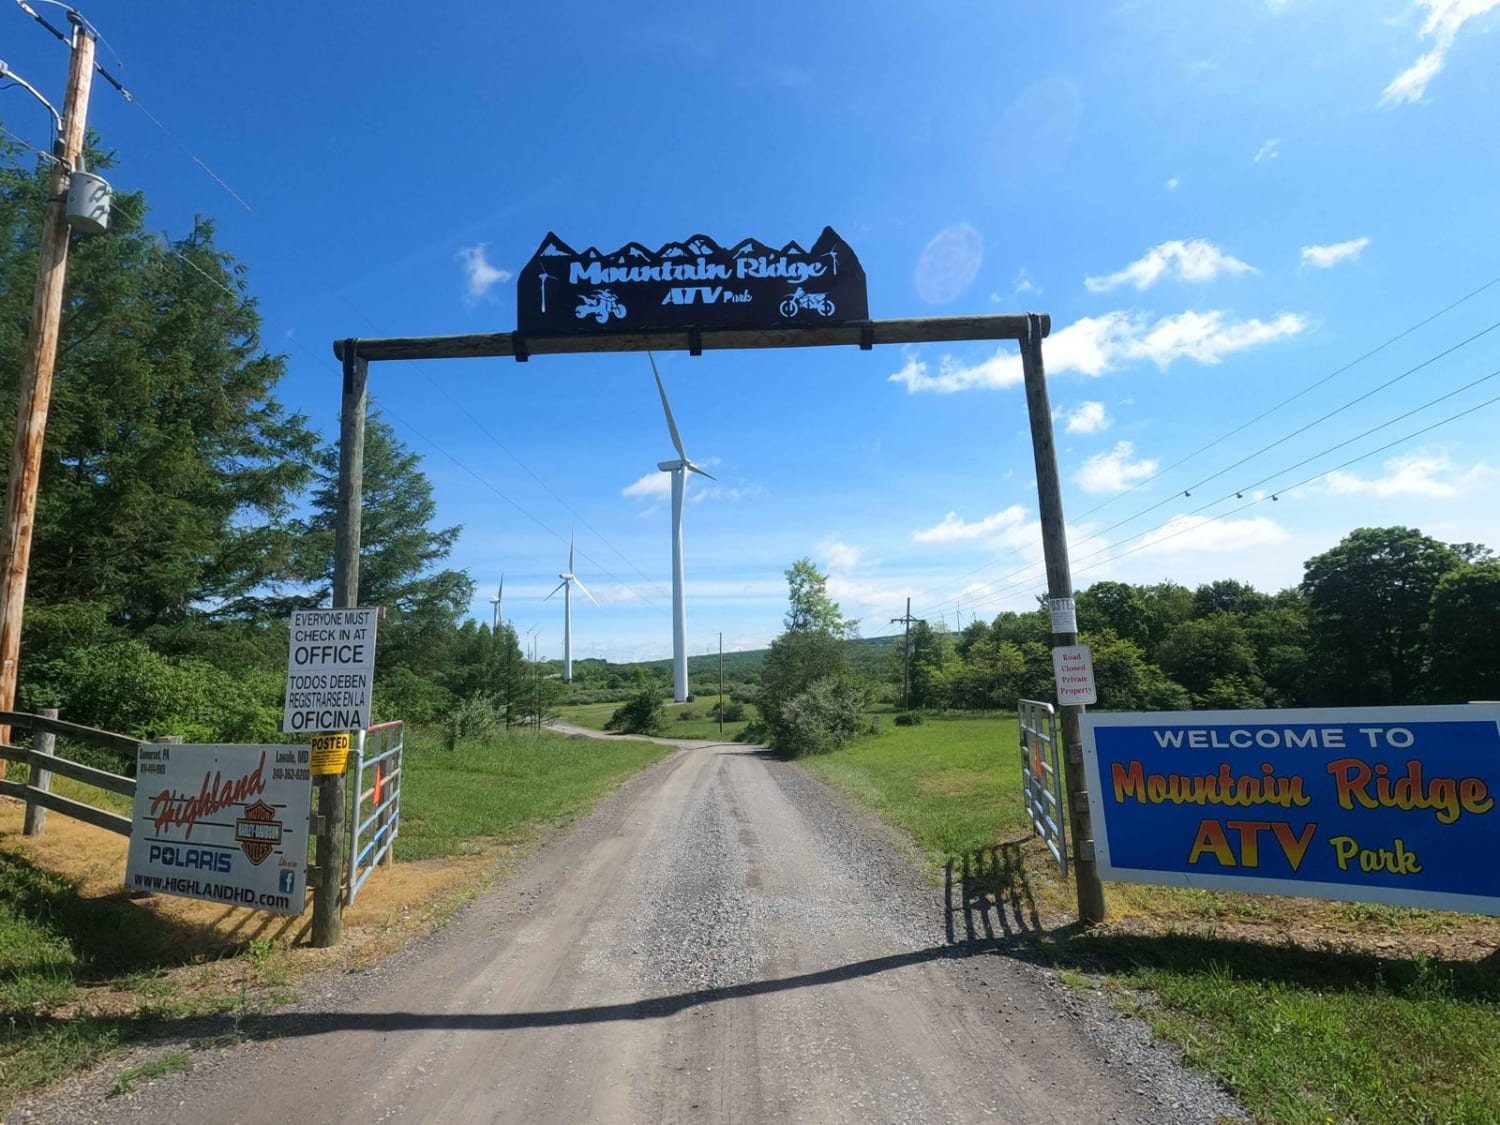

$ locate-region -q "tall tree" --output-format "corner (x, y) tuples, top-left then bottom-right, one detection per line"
(293, 415), (474, 673)
(1425, 562), (1500, 702)
(1302, 527), (1461, 705)
(1076, 581), (1155, 648)
(0, 146), (317, 629)
(783, 557), (856, 636)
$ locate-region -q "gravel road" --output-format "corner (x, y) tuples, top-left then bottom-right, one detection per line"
(19, 735), (1242, 1124)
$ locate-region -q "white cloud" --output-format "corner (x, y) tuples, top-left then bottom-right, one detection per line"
(1139, 514), (1290, 554)
(821, 539), (866, 571)
(1323, 452), (1492, 498)
(1065, 401), (1111, 434)
(912, 506), (1027, 544)
(1076, 441), (1159, 493)
(1253, 139), (1280, 163)
(690, 483), (764, 504)
(1165, 177), (1180, 191)
(1013, 267), (1041, 297)
(1301, 236), (1371, 268)
(1085, 239), (1256, 293)
(1382, 0), (1500, 105)
(456, 243), (511, 301)
(889, 309), (1307, 393)
(621, 471), (671, 500)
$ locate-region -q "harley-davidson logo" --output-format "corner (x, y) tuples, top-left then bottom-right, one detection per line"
(234, 799), (283, 866)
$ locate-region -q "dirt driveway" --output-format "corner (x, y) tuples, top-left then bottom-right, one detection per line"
(23, 738), (1240, 1124)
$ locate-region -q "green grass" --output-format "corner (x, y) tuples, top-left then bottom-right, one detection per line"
(555, 700), (756, 744)
(110, 1050), (191, 1096)
(804, 712), (1500, 1125)
(396, 725), (673, 860)
(801, 714), (1025, 861)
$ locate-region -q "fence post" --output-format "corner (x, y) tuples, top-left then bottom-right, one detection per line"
(22, 706), (56, 836)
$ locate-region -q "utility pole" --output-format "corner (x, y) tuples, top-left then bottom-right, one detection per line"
(718, 631), (724, 735)
(891, 598), (918, 713)
(1020, 313), (1106, 925)
(0, 16), (96, 759)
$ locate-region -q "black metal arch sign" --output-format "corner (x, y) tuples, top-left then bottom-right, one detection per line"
(517, 227), (868, 337)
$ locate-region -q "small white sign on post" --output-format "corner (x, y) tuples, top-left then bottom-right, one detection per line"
(1049, 597), (1078, 634)
(282, 607), (378, 734)
(126, 743), (312, 915)
(1052, 644), (1097, 706)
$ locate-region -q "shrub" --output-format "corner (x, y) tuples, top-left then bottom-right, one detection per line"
(677, 708), (699, 722)
(23, 640), (281, 744)
(606, 684), (666, 734)
(708, 699), (747, 723)
(445, 692), (500, 749)
(774, 677), (867, 757)
(894, 711), (923, 726)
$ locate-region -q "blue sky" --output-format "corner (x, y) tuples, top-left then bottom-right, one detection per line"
(5, 0), (1500, 661)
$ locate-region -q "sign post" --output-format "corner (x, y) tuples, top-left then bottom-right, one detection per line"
(126, 743), (313, 914)
(1081, 705), (1500, 914)
(1020, 314), (1106, 924)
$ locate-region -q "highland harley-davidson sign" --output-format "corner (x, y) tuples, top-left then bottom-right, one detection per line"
(516, 227), (868, 336)
(125, 743), (313, 915)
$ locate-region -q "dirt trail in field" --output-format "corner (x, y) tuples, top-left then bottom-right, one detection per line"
(25, 741), (1241, 1124)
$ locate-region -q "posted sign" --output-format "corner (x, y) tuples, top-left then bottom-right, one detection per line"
(1052, 645), (1097, 706)
(1082, 705), (1500, 915)
(126, 743), (312, 915)
(282, 608), (377, 734)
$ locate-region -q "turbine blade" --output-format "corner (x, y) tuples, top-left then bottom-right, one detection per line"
(572, 577), (601, 608)
(569, 532), (575, 572)
(686, 461), (716, 481)
(649, 352), (688, 462)
(544, 580), (567, 601)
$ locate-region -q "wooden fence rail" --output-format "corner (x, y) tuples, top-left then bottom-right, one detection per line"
(0, 709), (139, 837)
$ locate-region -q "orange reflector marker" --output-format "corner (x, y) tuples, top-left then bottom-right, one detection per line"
(374, 762), (384, 806)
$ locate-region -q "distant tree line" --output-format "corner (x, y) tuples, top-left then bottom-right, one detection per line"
(892, 526), (1500, 714)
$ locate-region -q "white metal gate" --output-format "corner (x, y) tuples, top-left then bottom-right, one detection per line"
(1019, 699), (1067, 877)
(346, 720), (404, 904)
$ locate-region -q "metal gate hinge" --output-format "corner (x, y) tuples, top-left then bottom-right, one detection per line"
(1075, 840), (1096, 861)
(1068, 744), (1083, 764)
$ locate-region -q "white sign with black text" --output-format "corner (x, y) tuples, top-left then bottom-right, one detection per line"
(282, 607), (378, 734)
(125, 743), (312, 915)
(1052, 644), (1098, 706)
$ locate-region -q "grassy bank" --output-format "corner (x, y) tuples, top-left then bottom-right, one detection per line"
(556, 699), (756, 742)
(804, 713), (1500, 1125)
(0, 725), (671, 1108)
(397, 726), (672, 859)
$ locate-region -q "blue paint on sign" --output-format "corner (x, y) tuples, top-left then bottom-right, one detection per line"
(1081, 706), (1500, 915)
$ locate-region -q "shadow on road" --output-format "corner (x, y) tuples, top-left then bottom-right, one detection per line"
(944, 842), (1041, 944)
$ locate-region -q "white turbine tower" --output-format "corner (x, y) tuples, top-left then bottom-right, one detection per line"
(649, 354), (714, 703)
(546, 536), (597, 682)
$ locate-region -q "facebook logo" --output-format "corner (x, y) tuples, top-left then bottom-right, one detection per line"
(279, 869), (295, 894)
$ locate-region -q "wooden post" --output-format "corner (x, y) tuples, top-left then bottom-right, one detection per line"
(0, 21), (96, 764)
(23, 707), (58, 836)
(718, 632), (724, 735)
(313, 342), (366, 948)
(1019, 312), (1107, 925)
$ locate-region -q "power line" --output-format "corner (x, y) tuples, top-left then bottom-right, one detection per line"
(12, 0), (254, 211)
(1071, 270), (1500, 524)
(420, 375), (663, 594)
(913, 310), (1500, 620)
(939, 387), (1500, 619)
(380, 406), (664, 610)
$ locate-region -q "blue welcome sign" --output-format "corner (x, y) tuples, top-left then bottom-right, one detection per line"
(1081, 705), (1500, 915)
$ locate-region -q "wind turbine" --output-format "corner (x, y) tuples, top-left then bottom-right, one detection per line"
(490, 575), (504, 630)
(649, 353), (715, 703)
(545, 536), (598, 682)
